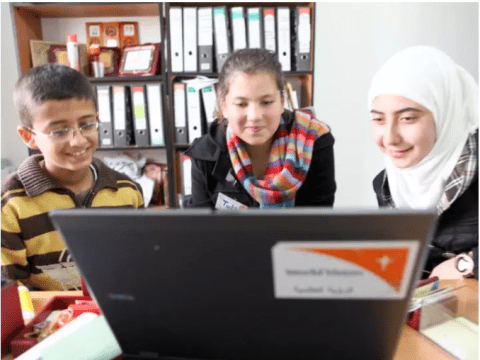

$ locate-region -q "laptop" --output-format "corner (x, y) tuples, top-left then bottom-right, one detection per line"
(49, 207), (436, 360)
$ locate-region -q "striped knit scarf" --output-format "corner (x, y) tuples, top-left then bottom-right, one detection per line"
(226, 109), (330, 208)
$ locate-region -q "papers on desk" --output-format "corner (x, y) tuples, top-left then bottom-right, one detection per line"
(421, 317), (478, 360)
(16, 313), (122, 360)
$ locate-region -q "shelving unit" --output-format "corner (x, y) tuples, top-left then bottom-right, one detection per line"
(10, 2), (178, 208)
(10, 2), (316, 209)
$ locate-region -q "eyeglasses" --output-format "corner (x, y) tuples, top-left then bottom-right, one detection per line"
(27, 122), (99, 143)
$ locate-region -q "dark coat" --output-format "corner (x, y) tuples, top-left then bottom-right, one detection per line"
(184, 110), (336, 209)
(373, 169), (478, 279)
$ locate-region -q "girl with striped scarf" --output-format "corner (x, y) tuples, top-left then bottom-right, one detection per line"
(184, 49), (336, 209)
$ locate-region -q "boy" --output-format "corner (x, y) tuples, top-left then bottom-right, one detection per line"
(1, 64), (144, 290)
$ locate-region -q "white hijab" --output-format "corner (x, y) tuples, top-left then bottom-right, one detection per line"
(368, 46), (478, 210)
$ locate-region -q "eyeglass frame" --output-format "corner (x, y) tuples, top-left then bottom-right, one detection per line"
(26, 121), (99, 143)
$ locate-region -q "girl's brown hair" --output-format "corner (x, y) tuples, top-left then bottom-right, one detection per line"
(215, 48), (286, 122)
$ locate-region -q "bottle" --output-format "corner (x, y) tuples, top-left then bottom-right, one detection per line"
(17, 285), (35, 322)
(88, 43), (104, 77)
(66, 34), (80, 71)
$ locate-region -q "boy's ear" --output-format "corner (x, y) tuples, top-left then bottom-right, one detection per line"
(17, 126), (38, 149)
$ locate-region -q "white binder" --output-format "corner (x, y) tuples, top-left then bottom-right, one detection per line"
(186, 85), (203, 143)
(183, 7), (198, 72)
(201, 85), (217, 126)
(231, 7), (247, 51)
(263, 8), (276, 55)
(213, 7), (231, 72)
(182, 154), (192, 198)
(277, 7), (291, 71)
(146, 84), (165, 146)
(169, 7), (183, 72)
(247, 8), (262, 49)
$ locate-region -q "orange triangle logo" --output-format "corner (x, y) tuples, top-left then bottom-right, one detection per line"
(294, 247), (410, 292)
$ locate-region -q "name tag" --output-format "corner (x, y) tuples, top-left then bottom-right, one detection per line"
(215, 192), (248, 210)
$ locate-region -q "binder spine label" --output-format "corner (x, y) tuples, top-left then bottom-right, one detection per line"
(272, 241), (420, 299)
(213, 8), (229, 54)
(231, 7), (247, 51)
(198, 8), (213, 46)
(202, 85), (217, 125)
(298, 9), (311, 54)
(133, 90), (147, 130)
(113, 88), (126, 131)
(264, 9), (276, 53)
(247, 9), (261, 49)
(174, 85), (186, 127)
(277, 8), (291, 71)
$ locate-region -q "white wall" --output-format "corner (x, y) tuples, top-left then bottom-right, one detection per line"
(314, 2), (479, 208)
(1, 2), (29, 171)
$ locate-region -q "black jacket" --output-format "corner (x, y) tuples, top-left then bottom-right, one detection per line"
(184, 110), (336, 208)
(373, 169), (478, 279)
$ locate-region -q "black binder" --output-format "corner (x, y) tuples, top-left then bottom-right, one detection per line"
(198, 7), (214, 73)
(130, 85), (150, 147)
(293, 6), (312, 71)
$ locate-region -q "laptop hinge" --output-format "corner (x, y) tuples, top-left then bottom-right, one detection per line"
(138, 352), (160, 358)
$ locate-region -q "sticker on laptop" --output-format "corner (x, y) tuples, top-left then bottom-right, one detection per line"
(215, 193), (248, 210)
(272, 241), (420, 299)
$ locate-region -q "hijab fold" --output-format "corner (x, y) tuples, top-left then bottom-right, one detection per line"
(368, 46), (478, 209)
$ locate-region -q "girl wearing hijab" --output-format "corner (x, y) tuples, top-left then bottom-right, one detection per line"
(368, 46), (478, 279)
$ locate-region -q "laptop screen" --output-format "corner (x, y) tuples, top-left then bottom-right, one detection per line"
(50, 208), (436, 360)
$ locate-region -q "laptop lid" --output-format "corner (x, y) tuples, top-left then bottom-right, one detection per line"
(49, 208), (436, 360)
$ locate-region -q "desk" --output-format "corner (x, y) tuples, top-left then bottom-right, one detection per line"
(3, 279), (477, 359)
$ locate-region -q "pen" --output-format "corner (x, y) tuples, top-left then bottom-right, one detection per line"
(18, 285), (35, 322)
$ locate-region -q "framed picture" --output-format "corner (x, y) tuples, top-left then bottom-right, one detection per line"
(102, 22), (120, 48)
(88, 47), (121, 77)
(86, 22), (104, 48)
(30, 40), (63, 68)
(119, 22), (139, 48)
(118, 43), (161, 76)
(48, 44), (89, 76)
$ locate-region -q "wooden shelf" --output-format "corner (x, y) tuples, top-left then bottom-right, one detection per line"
(170, 71), (313, 78)
(11, 3), (160, 18)
(169, 2), (312, 7)
(97, 146), (167, 151)
(89, 75), (165, 84)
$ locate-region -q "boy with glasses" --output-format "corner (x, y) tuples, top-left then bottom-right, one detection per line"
(1, 64), (144, 290)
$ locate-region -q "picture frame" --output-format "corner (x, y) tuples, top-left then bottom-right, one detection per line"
(47, 44), (89, 76)
(86, 22), (104, 48)
(118, 43), (161, 76)
(102, 22), (121, 48)
(88, 47), (121, 77)
(119, 22), (139, 48)
(30, 40), (63, 68)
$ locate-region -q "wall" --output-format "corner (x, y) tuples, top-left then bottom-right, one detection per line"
(1, 3), (29, 172)
(314, 2), (478, 208)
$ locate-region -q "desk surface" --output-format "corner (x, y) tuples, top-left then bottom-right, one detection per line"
(3, 279), (477, 360)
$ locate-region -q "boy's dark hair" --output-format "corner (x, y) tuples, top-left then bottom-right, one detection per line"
(215, 48), (286, 122)
(13, 64), (97, 128)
